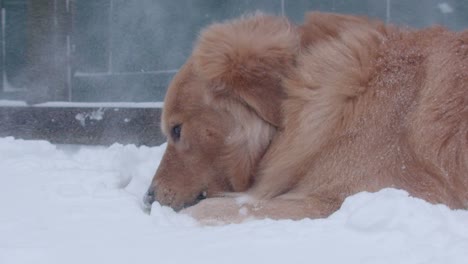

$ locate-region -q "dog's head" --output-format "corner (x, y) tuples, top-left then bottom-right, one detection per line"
(145, 14), (299, 211)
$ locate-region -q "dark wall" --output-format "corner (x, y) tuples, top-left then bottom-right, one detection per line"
(1, 0), (467, 103)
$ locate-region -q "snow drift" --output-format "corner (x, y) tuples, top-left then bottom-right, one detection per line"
(0, 137), (467, 264)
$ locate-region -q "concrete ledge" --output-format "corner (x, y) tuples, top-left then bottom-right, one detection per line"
(0, 106), (165, 146)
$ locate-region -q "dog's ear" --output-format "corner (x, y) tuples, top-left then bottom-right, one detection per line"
(193, 13), (299, 127)
(299, 12), (382, 47)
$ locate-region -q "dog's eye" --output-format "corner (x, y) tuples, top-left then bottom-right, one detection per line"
(171, 124), (182, 141)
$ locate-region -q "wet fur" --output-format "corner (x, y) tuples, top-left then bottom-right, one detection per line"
(148, 12), (468, 224)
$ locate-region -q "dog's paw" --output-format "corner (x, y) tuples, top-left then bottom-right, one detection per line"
(180, 197), (256, 225)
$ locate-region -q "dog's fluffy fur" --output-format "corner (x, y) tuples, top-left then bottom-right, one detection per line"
(146, 12), (468, 224)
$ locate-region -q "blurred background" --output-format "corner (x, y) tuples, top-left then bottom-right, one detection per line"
(0, 0), (466, 145)
(0, 0), (467, 104)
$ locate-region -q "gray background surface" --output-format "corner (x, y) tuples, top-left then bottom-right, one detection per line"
(1, 0), (467, 102)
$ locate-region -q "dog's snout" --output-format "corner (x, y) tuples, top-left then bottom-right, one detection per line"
(143, 189), (156, 208)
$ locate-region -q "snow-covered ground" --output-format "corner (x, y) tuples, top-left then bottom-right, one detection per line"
(0, 100), (163, 108)
(0, 137), (467, 264)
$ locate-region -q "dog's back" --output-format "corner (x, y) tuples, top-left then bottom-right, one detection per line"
(253, 13), (468, 211)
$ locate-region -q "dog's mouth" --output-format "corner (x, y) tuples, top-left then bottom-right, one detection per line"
(182, 191), (207, 209)
(143, 189), (208, 212)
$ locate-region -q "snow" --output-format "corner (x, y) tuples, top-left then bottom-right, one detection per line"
(0, 100), (163, 108)
(74, 69), (178, 77)
(0, 100), (28, 107)
(438, 3), (454, 14)
(75, 108), (105, 127)
(0, 137), (467, 264)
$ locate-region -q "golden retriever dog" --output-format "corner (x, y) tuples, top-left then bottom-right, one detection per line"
(144, 12), (468, 224)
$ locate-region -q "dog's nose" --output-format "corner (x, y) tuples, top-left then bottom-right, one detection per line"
(143, 189), (156, 208)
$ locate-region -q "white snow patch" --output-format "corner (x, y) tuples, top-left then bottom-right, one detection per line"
(0, 100), (164, 108)
(235, 194), (254, 205)
(437, 2), (454, 14)
(239, 206), (249, 216)
(0, 100), (28, 106)
(75, 108), (105, 126)
(0, 137), (467, 264)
